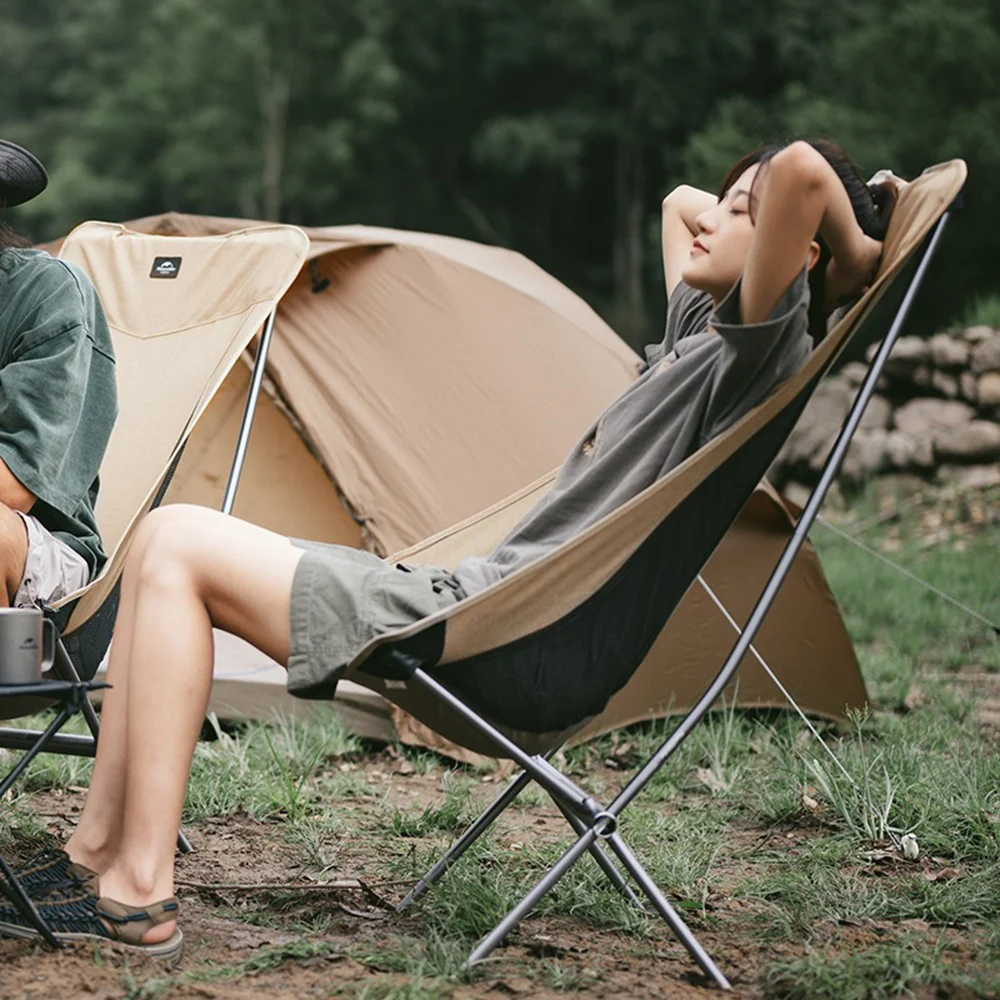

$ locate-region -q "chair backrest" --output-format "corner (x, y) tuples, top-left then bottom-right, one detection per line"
(344, 160), (967, 755)
(54, 221), (309, 630)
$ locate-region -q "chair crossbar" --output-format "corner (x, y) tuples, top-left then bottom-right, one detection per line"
(391, 214), (950, 992)
(548, 792), (646, 909)
(0, 728), (94, 757)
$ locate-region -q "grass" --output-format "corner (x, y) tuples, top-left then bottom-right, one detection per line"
(2, 481), (1000, 998)
(765, 936), (985, 1000)
(958, 292), (1000, 331)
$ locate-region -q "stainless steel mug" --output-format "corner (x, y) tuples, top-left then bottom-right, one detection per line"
(0, 607), (56, 685)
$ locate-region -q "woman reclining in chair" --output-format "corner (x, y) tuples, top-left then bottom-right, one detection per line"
(0, 139), (899, 959)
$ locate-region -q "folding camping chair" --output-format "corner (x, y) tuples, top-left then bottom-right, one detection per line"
(311, 161), (965, 989)
(0, 221), (308, 944)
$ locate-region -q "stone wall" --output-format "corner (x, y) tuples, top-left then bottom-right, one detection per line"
(770, 326), (1000, 490)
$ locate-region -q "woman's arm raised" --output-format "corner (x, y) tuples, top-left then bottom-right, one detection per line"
(662, 185), (717, 299)
(740, 142), (882, 325)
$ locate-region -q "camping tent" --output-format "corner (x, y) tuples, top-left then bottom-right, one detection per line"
(46, 213), (866, 753)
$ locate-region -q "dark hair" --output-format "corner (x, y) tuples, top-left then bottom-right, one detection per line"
(0, 198), (32, 254)
(718, 139), (897, 342)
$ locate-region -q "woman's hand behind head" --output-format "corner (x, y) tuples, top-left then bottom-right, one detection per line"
(824, 233), (884, 310)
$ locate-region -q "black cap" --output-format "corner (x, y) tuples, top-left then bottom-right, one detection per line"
(0, 139), (48, 208)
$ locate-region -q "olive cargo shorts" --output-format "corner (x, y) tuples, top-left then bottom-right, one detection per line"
(287, 541), (464, 699)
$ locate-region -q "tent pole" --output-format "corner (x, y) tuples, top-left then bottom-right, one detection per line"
(222, 310), (278, 515)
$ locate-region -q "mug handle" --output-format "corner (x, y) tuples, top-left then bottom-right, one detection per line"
(41, 618), (57, 674)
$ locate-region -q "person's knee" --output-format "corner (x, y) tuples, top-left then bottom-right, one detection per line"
(132, 513), (207, 594)
(0, 502), (28, 599)
(131, 505), (226, 570)
(133, 504), (215, 548)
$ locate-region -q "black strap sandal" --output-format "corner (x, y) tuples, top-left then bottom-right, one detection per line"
(8, 848), (97, 892)
(0, 877), (182, 964)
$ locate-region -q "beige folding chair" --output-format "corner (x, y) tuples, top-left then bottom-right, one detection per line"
(306, 161), (967, 988)
(0, 221), (308, 943)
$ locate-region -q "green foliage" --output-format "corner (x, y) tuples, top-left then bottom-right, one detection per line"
(765, 937), (981, 1000)
(184, 708), (361, 821)
(4, 0), (997, 345)
(959, 293), (1000, 330)
(383, 775), (476, 838)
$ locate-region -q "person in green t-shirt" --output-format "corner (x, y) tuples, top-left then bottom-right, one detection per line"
(0, 139), (118, 609)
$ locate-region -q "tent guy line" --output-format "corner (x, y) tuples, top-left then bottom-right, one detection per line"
(815, 515), (1000, 635)
(697, 574), (858, 787)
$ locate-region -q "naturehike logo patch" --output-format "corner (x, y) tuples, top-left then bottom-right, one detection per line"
(150, 256), (182, 279)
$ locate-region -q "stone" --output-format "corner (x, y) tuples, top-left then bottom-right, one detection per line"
(978, 372), (1000, 407)
(934, 420), (1000, 462)
(778, 378), (854, 471)
(840, 361), (870, 388)
(842, 429), (890, 480)
(884, 430), (934, 470)
(962, 324), (997, 344)
(911, 366), (933, 389)
(859, 394), (892, 430)
(970, 334), (1000, 375)
(893, 398), (975, 437)
(866, 335), (929, 370)
(930, 370), (959, 398)
(936, 464), (1000, 489)
(960, 371), (979, 404)
(929, 333), (969, 369)
(887, 336), (931, 376)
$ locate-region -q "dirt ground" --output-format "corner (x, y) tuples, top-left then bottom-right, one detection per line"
(5, 668), (1000, 1000)
(0, 749), (988, 1000)
(0, 768), (794, 1000)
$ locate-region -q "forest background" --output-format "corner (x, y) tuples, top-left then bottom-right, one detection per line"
(3, 0), (999, 349)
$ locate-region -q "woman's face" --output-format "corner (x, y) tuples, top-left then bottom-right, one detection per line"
(681, 163), (759, 302)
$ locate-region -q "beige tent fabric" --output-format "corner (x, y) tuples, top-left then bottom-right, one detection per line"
(161, 359), (363, 546)
(50, 222), (309, 631)
(110, 215), (641, 554)
(342, 160), (966, 759)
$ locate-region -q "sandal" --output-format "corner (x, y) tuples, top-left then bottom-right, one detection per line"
(8, 847), (98, 892)
(0, 876), (182, 964)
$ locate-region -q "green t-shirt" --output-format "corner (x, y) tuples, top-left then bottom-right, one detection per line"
(0, 248), (118, 577)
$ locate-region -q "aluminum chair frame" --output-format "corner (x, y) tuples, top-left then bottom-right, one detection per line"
(391, 214), (951, 991)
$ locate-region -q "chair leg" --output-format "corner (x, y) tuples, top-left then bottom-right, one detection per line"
(549, 796), (645, 910)
(397, 765), (536, 913)
(464, 827), (597, 967)
(607, 832), (731, 991)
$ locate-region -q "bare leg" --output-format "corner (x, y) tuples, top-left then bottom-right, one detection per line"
(67, 507), (216, 870)
(68, 505), (306, 943)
